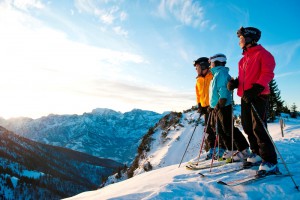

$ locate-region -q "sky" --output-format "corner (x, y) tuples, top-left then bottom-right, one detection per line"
(1, 0), (300, 119)
(65, 110), (300, 199)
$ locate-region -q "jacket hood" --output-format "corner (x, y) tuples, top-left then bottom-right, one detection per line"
(210, 66), (229, 75)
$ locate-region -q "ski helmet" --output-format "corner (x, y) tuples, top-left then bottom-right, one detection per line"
(209, 53), (227, 63)
(193, 57), (210, 70)
(237, 26), (261, 44)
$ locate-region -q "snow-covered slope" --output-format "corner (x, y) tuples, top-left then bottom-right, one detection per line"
(65, 109), (300, 199)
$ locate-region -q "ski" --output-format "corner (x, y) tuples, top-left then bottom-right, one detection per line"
(186, 160), (227, 170)
(198, 161), (259, 177)
(187, 158), (208, 166)
(217, 171), (291, 186)
(199, 160), (292, 177)
(199, 165), (245, 177)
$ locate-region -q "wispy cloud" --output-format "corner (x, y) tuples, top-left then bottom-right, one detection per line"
(74, 0), (127, 26)
(113, 26), (128, 37)
(74, 0), (129, 37)
(8, 0), (45, 11)
(79, 79), (195, 113)
(156, 0), (209, 29)
(275, 70), (300, 79)
(227, 3), (249, 26)
(268, 40), (300, 69)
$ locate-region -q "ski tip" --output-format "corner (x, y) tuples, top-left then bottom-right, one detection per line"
(198, 172), (205, 177)
(225, 158), (233, 163)
(217, 181), (228, 185)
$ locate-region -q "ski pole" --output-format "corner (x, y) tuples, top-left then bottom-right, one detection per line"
(280, 118), (284, 137)
(231, 91), (234, 163)
(195, 112), (212, 165)
(178, 113), (202, 168)
(210, 113), (219, 172)
(251, 103), (299, 191)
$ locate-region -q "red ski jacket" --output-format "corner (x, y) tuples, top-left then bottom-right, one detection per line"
(237, 45), (275, 97)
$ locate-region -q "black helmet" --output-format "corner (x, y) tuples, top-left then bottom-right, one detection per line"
(193, 57), (210, 70)
(237, 26), (261, 43)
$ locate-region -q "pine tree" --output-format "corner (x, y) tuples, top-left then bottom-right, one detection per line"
(290, 103), (298, 118)
(282, 103), (290, 114)
(268, 79), (284, 121)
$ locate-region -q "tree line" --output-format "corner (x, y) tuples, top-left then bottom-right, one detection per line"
(267, 79), (298, 121)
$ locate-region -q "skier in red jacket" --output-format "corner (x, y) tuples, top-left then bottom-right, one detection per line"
(227, 27), (278, 173)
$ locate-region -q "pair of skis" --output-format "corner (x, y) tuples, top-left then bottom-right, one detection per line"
(186, 160), (291, 186)
(217, 170), (291, 186)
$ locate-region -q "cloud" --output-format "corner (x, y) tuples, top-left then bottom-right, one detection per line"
(0, 3), (151, 118)
(8, 0), (45, 11)
(113, 26), (128, 37)
(228, 3), (250, 26)
(268, 40), (300, 69)
(275, 70), (300, 79)
(78, 78), (195, 113)
(156, 0), (208, 29)
(120, 11), (127, 21)
(75, 0), (126, 25)
(74, 0), (129, 37)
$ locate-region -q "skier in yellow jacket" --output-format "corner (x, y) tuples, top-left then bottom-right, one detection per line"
(194, 57), (226, 159)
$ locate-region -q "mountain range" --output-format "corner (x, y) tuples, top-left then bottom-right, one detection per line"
(0, 126), (123, 199)
(0, 108), (167, 164)
(0, 108), (167, 199)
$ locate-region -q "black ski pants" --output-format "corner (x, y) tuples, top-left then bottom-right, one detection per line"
(214, 104), (249, 151)
(241, 95), (277, 164)
(202, 107), (225, 150)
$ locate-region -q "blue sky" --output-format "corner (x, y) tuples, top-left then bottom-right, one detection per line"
(0, 0), (300, 119)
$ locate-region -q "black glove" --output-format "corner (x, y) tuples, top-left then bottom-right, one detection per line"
(242, 84), (265, 103)
(197, 103), (202, 113)
(214, 98), (227, 112)
(227, 78), (239, 91)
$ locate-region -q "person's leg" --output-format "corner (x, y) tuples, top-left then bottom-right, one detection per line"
(203, 107), (213, 151)
(217, 106), (237, 150)
(222, 105), (249, 151)
(241, 99), (259, 154)
(251, 96), (277, 164)
(205, 111), (216, 148)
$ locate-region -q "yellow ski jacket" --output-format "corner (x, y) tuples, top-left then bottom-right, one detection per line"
(195, 71), (213, 107)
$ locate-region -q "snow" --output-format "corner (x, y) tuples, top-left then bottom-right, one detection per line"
(11, 176), (18, 188)
(21, 170), (44, 179)
(65, 111), (300, 200)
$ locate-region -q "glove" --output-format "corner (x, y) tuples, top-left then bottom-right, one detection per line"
(242, 84), (265, 103)
(214, 98), (227, 112)
(197, 103), (202, 113)
(227, 78), (239, 91)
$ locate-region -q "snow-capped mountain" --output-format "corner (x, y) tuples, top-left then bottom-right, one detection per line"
(0, 126), (123, 199)
(0, 108), (166, 164)
(65, 108), (300, 200)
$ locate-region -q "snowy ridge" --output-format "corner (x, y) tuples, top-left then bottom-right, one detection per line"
(66, 108), (300, 199)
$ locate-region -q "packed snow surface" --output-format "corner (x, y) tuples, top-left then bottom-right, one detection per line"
(66, 111), (300, 200)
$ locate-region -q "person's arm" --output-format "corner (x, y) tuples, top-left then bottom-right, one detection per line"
(256, 51), (275, 88)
